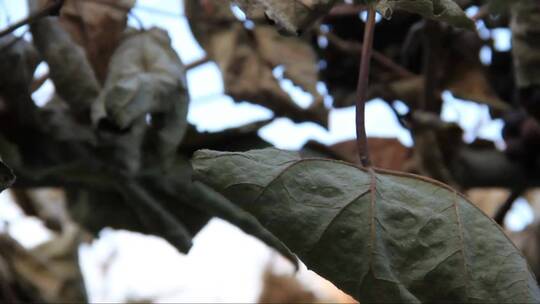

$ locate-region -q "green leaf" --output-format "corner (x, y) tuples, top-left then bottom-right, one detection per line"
(0, 159), (15, 193)
(192, 148), (540, 303)
(376, 0), (475, 30)
(233, 0), (340, 34)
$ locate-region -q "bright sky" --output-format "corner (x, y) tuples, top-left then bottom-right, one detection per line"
(0, 1), (533, 302)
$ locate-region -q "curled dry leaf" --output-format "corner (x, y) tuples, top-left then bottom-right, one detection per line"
(0, 225), (88, 303)
(28, 0), (101, 114)
(186, 0), (329, 127)
(93, 27), (189, 171)
(193, 148), (540, 303)
(59, 0), (135, 82)
(234, 0), (340, 34)
(376, 0), (475, 29)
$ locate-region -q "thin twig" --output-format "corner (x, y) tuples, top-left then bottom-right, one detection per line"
(323, 30), (415, 79)
(0, 0), (64, 38)
(31, 73), (50, 93)
(327, 4), (367, 17)
(355, 6), (376, 167)
(186, 56), (210, 70)
(493, 186), (527, 226)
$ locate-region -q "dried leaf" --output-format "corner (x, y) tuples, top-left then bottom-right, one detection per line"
(28, 0), (101, 113)
(303, 138), (411, 170)
(444, 53), (510, 112)
(59, 0), (135, 82)
(465, 188), (508, 218)
(0, 36), (40, 124)
(186, 0), (329, 127)
(234, 0), (340, 34)
(93, 28), (190, 170)
(510, 0), (540, 88)
(193, 148), (540, 303)
(181, 119), (272, 154)
(0, 225), (88, 303)
(376, 0), (475, 29)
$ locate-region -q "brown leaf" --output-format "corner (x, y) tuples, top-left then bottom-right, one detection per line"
(445, 61), (510, 112)
(234, 0), (340, 34)
(466, 188), (508, 217)
(258, 266), (317, 303)
(59, 0), (135, 82)
(186, 0), (329, 127)
(0, 225), (88, 303)
(303, 138), (411, 171)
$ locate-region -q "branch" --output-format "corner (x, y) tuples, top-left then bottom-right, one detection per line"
(0, 0), (64, 38)
(323, 30), (416, 79)
(186, 56), (210, 70)
(493, 185), (527, 226)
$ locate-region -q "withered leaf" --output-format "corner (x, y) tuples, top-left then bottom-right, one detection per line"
(28, 0), (101, 114)
(302, 138), (411, 171)
(0, 225), (88, 303)
(234, 0), (340, 34)
(186, 0), (329, 127)
(193, 148), (540, 303)
(376, 0), (475, 29)
(59, 0), (136, 82)
(93, 27), (190, 170)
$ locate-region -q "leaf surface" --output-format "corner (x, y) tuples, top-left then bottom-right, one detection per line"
(193, 148), (540, 303)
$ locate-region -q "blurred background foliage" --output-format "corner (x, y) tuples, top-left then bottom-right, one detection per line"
(0, 0), (539, 302)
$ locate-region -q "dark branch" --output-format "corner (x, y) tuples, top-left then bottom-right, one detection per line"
(0, 0), (64, 38)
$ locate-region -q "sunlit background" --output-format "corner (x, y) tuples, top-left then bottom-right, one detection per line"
(0, 1), (534, 302)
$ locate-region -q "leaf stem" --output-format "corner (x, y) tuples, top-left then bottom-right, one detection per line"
(355, 6), (376, 167)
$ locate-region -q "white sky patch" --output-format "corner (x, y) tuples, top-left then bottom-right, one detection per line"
(491, 28), (512, 52)
(31, 62), (55, 107)
(0, 191), (52, 248)
(80, 219), (292, 303)
(0, 0), (27, 36)
(479, 45), (493, 65)
(188, 96), (273, 132)
(187, 62), (224, 99)
(441, 92), (503, 144)
(259, 99), (413, 150)
(506, 198), (535, 232)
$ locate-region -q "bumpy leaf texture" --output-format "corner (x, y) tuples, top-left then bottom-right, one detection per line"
(193, 148), (540, 303)
(376, 0), (475, 29)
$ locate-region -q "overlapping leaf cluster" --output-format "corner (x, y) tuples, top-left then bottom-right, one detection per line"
(1, 0), (540, 303)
